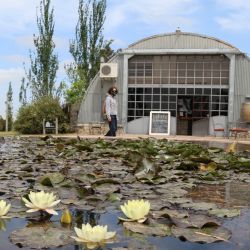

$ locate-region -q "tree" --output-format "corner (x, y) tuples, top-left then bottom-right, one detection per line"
(65, 0), (112, 104)
(6, 82), (13, 131)
(19, 77), (28, 105)
(26, 0), (60, 100)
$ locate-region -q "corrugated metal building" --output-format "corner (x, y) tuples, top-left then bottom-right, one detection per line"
(77, 31), (250, 136)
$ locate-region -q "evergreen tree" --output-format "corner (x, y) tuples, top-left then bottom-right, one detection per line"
(6, 82), (13, 131)
(65, 0), (112, 103)
(26, 0), (59, 100)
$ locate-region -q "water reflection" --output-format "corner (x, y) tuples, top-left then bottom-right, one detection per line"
(1, 207), (250, 250)
(196, 141), (250, 153)
(188, 182), (250, 208)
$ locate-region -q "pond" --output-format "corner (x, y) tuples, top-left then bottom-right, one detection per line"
(1, 136), (250, 250)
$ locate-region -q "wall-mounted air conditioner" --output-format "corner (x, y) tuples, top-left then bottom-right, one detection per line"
(100, 63), (118, 78)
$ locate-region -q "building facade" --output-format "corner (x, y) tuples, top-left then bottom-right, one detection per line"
(77, 31), (250, 136)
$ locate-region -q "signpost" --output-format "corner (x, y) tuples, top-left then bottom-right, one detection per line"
(42, 118), (58, 135)
(149, 111), (170, 135)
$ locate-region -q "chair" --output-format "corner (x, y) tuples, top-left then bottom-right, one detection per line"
(228, 120), (248, 139)
(211, 116), (227, 137)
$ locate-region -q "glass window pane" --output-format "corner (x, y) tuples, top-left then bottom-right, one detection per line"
(178, 70), (186, 77)
(128, 78), (135, 84)
(170, 78), (177, 84)
(221, 89), (228, 95)
(187, 88), (194, 94)
(170, 96), (176, 102)
(128, 102), (135, 109)
(162, 88), (168, 94)
(212, 78), (220, 85)
(162, 70), (169, 77)
(170, 88), (177, 94)
(144, 103), (151, 109)
(153, 95), (160, 101)
(145, 78), (152, 84)
(136, 88), (143, 94)
(128, 95), (135, 101)
(145, 95), (152, 101)
(204, 88), (211, 95)
(178, 88), (185, 94)
(162, 103), (168, 109)
(162, 95), (169, 102)
(128, 88), (135, 94)
(153, 88), (160, 94)
(162, 78), (169, 84)
(195, 78), (203, 84)
(153, 103), (160, 109)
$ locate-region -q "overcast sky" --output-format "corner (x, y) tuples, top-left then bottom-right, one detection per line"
(0, 0), (249, 118)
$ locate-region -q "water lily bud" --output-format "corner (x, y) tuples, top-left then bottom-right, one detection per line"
(61, 208), (72, 224)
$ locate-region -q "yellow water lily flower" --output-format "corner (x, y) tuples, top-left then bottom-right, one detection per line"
(0, 200), (11, 218)
(72, 223), (116, 249)
(120, 199), (150, 223)
(22, 191), (60, 215)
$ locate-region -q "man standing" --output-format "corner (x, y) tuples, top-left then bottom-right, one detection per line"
(105, 86), (118, 136)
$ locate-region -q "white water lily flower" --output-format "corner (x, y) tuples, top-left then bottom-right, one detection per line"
(0, 200), (11, 218)
(120, 199), (150, 223)
(72, 223), (116, 249)
(22, 191), (60, 215)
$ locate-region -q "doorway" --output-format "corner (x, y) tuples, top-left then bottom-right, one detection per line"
(177, 95), (210, 135)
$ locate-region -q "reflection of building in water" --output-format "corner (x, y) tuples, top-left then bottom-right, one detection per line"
(188, 182), (250, 207)
(77, 30), (250, 136)
(74, 210), (100, 228)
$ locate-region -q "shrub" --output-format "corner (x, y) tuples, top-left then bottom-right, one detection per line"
(0, 116), (5, 131)
(14, 96), (69, 134)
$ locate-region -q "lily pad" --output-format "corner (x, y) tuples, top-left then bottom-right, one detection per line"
(10, 226), (73, 249)
(208, 208), (241, 218)
(171, 225), (231, 243)
(123, 222), (171, 236)
(171, 214), (221, 228)
(39, 173), (65, 187)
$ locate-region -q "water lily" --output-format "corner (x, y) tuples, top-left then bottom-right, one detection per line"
(22, 191), (60, 215)
(119, 199), (150, 223)
(60, 208), (72, 224)
(72, 223), (116, 249)
(0, 200), (11, 218)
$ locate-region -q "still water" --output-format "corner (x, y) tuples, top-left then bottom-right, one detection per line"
(1, 204), (250, 250)
(1, 139), (250, 249)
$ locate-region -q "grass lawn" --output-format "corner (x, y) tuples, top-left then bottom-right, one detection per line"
(0, 131), (19, 136)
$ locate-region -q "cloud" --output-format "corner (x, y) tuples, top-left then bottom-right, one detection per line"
(0, 68), (24, 86)
(106, 0), (200, 31)
(0, 55), (29, 66)
(215, 0), (250, 31)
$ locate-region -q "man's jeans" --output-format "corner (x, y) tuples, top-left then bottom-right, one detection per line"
(105, 115), (117, 136)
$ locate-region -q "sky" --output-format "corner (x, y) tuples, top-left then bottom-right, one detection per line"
(0, 0), (250, 119)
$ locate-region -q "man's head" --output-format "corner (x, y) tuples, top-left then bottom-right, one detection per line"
(108, 86), (118, 96)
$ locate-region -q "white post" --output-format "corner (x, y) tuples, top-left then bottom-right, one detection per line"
(43, 119), (46, 135)
(55, 117), (58, 135)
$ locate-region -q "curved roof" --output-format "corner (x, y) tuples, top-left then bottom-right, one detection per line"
(124, 31), (241, 52)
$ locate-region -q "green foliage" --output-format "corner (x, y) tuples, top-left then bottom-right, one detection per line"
(66, 0), (111, 99)
(14, 96), (66, 134)
(0, 116), (5, 131)
(64, 81), (86, 104)
(25, 0), (60, 100)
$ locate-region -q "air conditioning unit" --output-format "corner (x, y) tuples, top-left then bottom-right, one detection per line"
(100, 63), (118, 78)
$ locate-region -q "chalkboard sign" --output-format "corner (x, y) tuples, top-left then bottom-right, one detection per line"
(149, 111), (170, 135)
